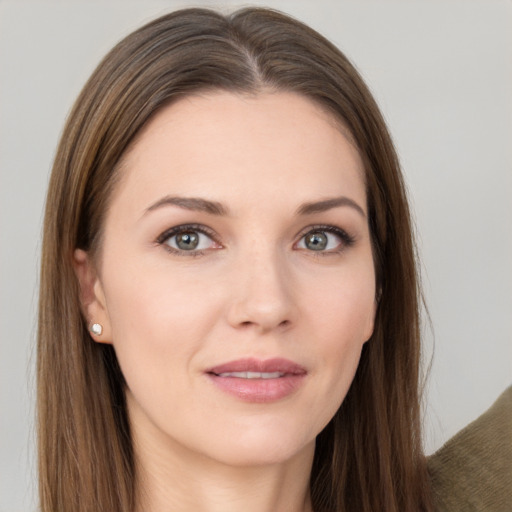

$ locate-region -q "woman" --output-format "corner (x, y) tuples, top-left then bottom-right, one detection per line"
(38, 7), (433, 511)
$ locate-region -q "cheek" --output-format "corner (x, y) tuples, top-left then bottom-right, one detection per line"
(303, 266), (375, 403)
(306, 262), (376, 341)
(101, 261), (222, 384)
(105, 256), (217, 331)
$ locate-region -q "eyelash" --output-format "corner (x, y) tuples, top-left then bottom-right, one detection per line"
(155, 223), (356, 256)
(156, 224), (220, 257)
(296, 224), (356, 255)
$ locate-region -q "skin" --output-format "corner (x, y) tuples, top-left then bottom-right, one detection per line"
(74, 91), (377, 512)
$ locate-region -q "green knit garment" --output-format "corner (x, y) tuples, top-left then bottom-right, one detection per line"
(428, 386), (512, 512)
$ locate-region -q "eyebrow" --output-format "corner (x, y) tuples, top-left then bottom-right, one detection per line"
(144, 194), (366, 218)
(145, 196), (228, 216)
(296, 196), (366, 218)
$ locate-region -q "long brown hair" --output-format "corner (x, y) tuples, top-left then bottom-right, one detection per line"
(38, 7), (432, 511)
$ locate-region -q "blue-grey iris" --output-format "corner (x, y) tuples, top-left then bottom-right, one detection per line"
(176, 232), (199, 250)
(305, 232), (327, 251)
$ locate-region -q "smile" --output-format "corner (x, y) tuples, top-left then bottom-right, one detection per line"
(206, 358), (307, 403)
(217, 371), (285, 379)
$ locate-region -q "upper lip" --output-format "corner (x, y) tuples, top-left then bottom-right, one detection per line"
(207, 357), (307, 376)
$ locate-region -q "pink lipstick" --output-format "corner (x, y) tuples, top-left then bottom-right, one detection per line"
(205, 358), (307, 403)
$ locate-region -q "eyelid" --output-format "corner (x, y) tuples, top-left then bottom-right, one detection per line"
(294, 224), (356, 252)
(155, 223), (221, 254)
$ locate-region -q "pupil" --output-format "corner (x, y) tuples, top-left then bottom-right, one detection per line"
(176, 232), (199, 250)
(306, 232), (327, 251)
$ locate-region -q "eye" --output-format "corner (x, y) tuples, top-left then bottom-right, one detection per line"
(296, 226), (354, 253)
(157, 224), (220, 254)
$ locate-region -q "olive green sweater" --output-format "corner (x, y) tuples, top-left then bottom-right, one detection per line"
(428, 386), (512, 512)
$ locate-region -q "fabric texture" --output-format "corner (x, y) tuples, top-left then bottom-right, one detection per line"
(428, 385), (512, 512)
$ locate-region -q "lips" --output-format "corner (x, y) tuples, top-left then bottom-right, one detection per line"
(207, 357), (306, 376)
(205, 358), (307, 403)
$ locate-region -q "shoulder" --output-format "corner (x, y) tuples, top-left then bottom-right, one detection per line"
(427, 385), (512, 512)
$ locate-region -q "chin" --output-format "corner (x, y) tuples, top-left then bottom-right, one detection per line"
(213, 438), (315, 468)
(196, 419), (318, 468)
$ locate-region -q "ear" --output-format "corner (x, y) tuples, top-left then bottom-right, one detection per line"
(73, 248), (112, 344)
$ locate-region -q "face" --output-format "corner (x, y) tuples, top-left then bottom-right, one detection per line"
(76, 91), (376, 467)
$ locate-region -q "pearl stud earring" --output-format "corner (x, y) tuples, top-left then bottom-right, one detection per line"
(90, 323), (103, 336)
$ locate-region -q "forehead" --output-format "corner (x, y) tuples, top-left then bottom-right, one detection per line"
(111, 91), (366, 214)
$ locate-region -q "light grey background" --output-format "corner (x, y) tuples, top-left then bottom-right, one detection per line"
(1, 1), (511, 510)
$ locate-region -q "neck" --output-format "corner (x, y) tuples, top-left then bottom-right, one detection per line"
(129, 400), (314, 512)
(135, 454), (314, 512)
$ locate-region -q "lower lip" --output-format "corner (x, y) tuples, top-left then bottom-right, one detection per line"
(206, 374), (306, 403)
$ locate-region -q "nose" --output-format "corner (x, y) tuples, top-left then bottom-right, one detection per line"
(226, 249), (297, 334)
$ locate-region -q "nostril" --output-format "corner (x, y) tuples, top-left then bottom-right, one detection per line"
(236, 319), (291, 330)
